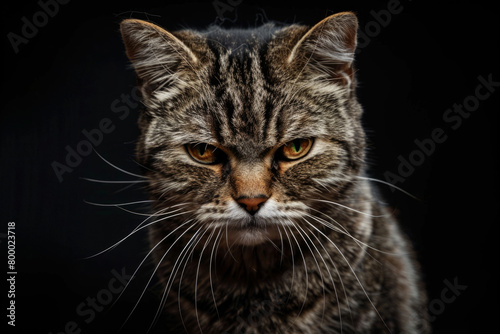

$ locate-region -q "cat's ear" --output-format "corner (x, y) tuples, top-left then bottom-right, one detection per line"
(120, 19), (199, 99)
(288, 12), (358, 86)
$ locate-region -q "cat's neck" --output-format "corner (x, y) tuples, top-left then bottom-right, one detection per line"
(213, 240), (296, 286)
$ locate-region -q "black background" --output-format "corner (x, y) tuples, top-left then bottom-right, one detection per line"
(2, 0), (499, 333)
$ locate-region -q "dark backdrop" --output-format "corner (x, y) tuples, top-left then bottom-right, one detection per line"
(2, 0), (499, 333)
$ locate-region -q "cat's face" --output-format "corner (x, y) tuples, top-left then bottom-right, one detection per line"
(121, 13), (365, 246)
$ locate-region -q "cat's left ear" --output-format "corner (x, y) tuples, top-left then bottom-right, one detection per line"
(120, 19), (200, 99)
(288, 12), (358, 87)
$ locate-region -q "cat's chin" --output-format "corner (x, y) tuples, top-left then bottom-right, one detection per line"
(231, 229), (270, 246)
(222, 222), (282, 246)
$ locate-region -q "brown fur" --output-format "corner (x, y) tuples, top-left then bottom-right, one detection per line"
(120, 12), (429, 333)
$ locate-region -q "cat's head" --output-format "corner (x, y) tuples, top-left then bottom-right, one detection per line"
(120, 12), (366, 246)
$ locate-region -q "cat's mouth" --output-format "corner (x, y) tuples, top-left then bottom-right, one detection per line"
(195, 199), (306, 245)
(207, 216), (295, 246)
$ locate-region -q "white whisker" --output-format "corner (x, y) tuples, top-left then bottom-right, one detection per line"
(223, 220), (238, 263)
(153, 226), (207, 333)
(285, 223), (309, 318)
(209, 228), (222, 319)
(310, 199), (387, 218)
(111, 219), (195, 310)
(93, 149), (147, 179)
(293, 222), (328, 323)
(276, 225), (285, 266)
(281, 224), (296, 298)
(113, 205), (187, 217)
(303, 223), (346, 332)
(304, 220), (391, 332)
(80, 177), (148, 184)
(121, 221), (198, 332)
(194, 227), (217, 333)
(304, 210), (409, 256)
(147, 226), (204, 333)
(84, 199), (154, 207)
(83, 208), (194, 259)
(354, 175), (421, 201)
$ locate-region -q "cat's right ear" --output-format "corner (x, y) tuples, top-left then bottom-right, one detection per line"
(120, 19), (199, 99)
(286, 12), (358, 87)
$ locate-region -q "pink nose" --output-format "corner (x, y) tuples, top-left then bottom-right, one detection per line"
(236, 196), (268, 215)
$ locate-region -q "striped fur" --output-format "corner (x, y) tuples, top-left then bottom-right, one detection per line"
(120, 12), (429, 333)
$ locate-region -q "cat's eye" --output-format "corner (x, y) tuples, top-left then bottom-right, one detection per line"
(279, 138), (313, 160)
(186, 143), (221, 164)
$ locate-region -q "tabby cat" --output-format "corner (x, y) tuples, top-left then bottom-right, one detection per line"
(119, 11), (429, 333)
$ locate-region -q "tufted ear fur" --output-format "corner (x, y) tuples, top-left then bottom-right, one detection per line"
(120, 19), (200, 101)
(288, 12), (358, 87)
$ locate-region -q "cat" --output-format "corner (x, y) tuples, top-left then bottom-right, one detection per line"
(119, 11), (430, 333)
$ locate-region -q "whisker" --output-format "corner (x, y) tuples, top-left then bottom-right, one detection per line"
(312, 178), (332, 192)
(113, 205), (187, 217)
(126, 204), (192, 234)
(310, 199), (387, 218)
(121, 221), (199, 332)
(175, 227), (209, 334)
(209, 228), (223, 319)
(354, 175), (422, 201)
(110, 219), (195, 310)
(112, 182), (143, 195)
(276, 225), (285, 266)
(285, 223), (309, 318)
(306, 212), (407, 274)
(194, 227), (217, 333)
(131, 158), (156, 174)
(84, 199), (154, 207)
(151, 225), (206, 333)
(304, 221), (391, 332)
(93, 149), (147, 179)
(84, 201), (191, 218)
(293, 223), (327, 323)
(83, 208), (194, 259)
(150, 226), (207, 333)
(303, 221), (351, 330)
(80, 177), (148, 184)
(263, 233), (283, 254)
(223, 220), (238, 263)
(302, 208), (348, 234)
(281, 225), (296, 299)
(304, 211), (409, 256)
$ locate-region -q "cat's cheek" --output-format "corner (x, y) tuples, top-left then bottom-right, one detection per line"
(197, 164), (224, 178)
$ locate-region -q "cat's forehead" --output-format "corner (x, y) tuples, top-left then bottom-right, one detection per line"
(200, 54), (314, 151)
(155, 24), (353, 152)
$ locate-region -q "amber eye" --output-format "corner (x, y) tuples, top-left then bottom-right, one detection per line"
(280, 138), (313, 160)
(186, 143), (220, 164)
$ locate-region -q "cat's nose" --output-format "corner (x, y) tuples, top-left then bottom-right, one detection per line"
(235, 196), (269, 215)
